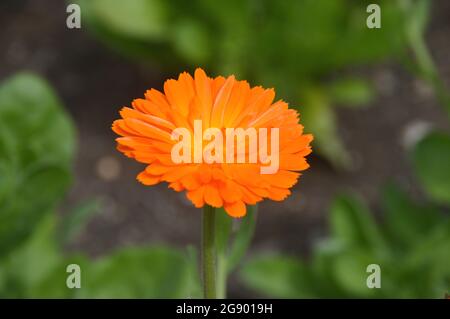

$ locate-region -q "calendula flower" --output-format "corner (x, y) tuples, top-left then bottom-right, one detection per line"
(112, 68), (312, 218)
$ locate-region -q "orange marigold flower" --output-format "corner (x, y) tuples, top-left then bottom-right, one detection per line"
(112, 68), (313, 218)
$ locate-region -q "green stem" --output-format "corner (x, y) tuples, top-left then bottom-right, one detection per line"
(410, 34), (450, 116)
(202, 205), (216, 299)
(216, 253), (227, 299)
(401, 0), (450, 117)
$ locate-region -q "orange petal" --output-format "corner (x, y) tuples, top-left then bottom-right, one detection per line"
(262, 170), (299, 188)
(194, 68), (212, 128)
(210, 75), (235, 128)
(123, 118), (173, 142)
(169, 181), (184, 191)
(204, 184), (223, 207)
(224, 201), (246, 218)
(137, 171), (160, 185)
(164, 76), (193, 118)
(161, 165), (197, 182)
(186, 186), (205, 208)
(145, 163), (173, 175)
(219, 179), (242, 202)
(120, 107), (176, 132)
(267, 187), (291, 201)
(132, 98), (168, 119)
(180, 173), (201, 190)
(279, 154), (310, 171)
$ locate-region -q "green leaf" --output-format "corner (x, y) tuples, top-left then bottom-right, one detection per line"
(0, 166), (70, 253)
(404, 220), (450, 273)
(330, 249), (379, 297)
(85, 0), (169, 40)
(240, 255), (315, 298)
(330, 195), (384, 252)
(0, 73), (75, 167)
(328, 78), (374, 107)
(382, 183), (439, 246)
(0, 73), (75, 258)
(172, 19), (212, 64)
(80, 246), (197, 298)
(310, 239), (352, 297)
(404, 0), (431, 40)
(227, 205), (257, 272)
(0, 214), (61, 297)
(412, 131), (450, 204)
(300, 88), (351, 170)
(185, 245), (202, 298)
(29, 254), (89, 298)
(58, 199), (101, 245)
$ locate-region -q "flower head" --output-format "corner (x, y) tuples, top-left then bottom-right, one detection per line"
(112, 68), (313, 217)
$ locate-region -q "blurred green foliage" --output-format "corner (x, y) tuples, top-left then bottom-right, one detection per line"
(0, 73), (200, 298)
(240, 194), (449, 298)
(240, 160), (450, 298)
(0, 73), (75, 257)
(77, 0), (416, 168)
(413, 132), (450, 205)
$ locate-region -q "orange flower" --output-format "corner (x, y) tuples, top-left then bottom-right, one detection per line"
(112, 68), (313, 217)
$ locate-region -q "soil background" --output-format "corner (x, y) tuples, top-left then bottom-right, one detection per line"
(1, 0), (449, 297)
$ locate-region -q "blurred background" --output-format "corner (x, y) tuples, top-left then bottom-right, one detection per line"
(0, 0), (449, 298)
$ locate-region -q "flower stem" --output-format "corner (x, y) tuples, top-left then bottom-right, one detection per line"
(216, 252), (227, 299)
(202, 204), (216, 299)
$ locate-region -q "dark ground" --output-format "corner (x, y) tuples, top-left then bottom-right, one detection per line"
(1, 0), (449, 297)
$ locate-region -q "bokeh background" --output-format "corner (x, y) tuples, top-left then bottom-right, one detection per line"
(0, 0), (449, 298)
